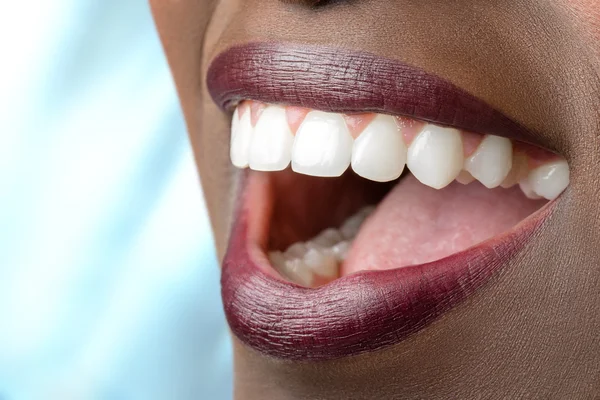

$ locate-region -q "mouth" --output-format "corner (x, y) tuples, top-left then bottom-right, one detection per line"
(207, 43), (570, 360)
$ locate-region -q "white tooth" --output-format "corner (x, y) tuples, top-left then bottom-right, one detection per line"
(292, 111), (353, 177)
(311, 228), (343, 248)
(519, 179), (543, 200)
(331, 241), (351, 262)
(340, 212), (367, 239)
(303, 248), (338, 279)
(527, 159), (570, 200)
(230, 108), (253, 168)
(248, 106), (294, 171)
(282, 259), (314, 287)
(285, 242), (308, 259)
(407, 125), (463, 189)
(351, 115), (407, 182)
(456, 170), (475, 185)
(268, 251), (287, 270)
(464, 135), (513, 188)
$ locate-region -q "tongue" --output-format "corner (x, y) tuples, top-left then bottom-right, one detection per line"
(341, 175), (546, 276)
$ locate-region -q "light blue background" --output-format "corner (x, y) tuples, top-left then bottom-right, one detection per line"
(0, 1), (232, 399)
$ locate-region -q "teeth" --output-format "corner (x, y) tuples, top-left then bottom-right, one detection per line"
(330, 241), (351, 262)
(285, 242), (308, 259)
(232, 103), (570, 198)
(407, 125), (463, 189)
(304, 248), (338, 279)
(308, 228), (344, 249)
(269, 252), (314, 287)
(268, 251), (287, 272)
(268, 206), (374, 287)
(248, 101), (572, 287)
(230, 108), (253, 168)
(284, 258), (315, 287)
(351, 115), (407, 182)
(519, 180), (543, 200)
(248, 106), (294, 171)
(526, 159), (570, 200)
(292, 111), (354, 177)
(464, 135), (513, 188)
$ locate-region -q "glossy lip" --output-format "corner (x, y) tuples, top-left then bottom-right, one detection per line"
(209, 42), (554, 360)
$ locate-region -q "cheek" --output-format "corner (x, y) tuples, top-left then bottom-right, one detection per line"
(565, 0), (600, 42)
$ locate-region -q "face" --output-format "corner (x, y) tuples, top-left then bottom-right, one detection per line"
(151, 1), (600, 398)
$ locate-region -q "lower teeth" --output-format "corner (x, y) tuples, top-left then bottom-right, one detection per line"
(269, 205), (375, 287)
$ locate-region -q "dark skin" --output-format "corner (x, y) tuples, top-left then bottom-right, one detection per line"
(150, 1), (600, 398)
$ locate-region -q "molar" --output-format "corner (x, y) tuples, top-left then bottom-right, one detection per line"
(303, 248), (338, 279)
(269, 251), (314, 287)
(283, 258), (315, 287)
(268, 206), (374, 287)
(309, 228), (344, 249)
(331, 241), (351, 262)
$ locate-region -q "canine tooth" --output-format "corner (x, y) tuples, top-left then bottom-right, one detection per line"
(331, 241), (351, 262)
(283, 259), (314, 287)
(304, 248), (338, 279)
(230, 108), (253, 168)
(248, 106), (294, 171)
(351, 114), (407, 182)
(407, 125), (463, 189)
(456, 170), (475, 185)
(527, 159), (570, 200)
(285, 242), (308, 259)
(292, 111), (353, 177)
(465, 135), (513, 188)
(519, 180), (543, 200)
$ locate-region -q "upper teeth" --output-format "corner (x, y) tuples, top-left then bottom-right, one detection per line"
(292, 111), (354, 177)
(230, 102), (570, 200)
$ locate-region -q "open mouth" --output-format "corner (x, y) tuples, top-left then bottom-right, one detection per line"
(207, 43), (570, 360)
(232, 100), (568, 288)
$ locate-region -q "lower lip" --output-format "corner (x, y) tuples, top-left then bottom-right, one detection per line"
(221, 171), (553, 361)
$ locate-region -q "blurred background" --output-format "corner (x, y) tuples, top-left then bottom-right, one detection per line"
(0, 1), (232, 399)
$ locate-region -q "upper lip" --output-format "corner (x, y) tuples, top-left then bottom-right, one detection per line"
(208, 42), (554, 361)
(207, 42), (542, 147)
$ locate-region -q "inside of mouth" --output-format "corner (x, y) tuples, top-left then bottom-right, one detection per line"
(267, 169), (397, 252)
(231, 101), (568, 288)
(266, 169), (547, 287)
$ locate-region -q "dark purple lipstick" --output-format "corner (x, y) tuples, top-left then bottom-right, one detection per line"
(207, 42), (539, 145)
(208, 43), (552, 360)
